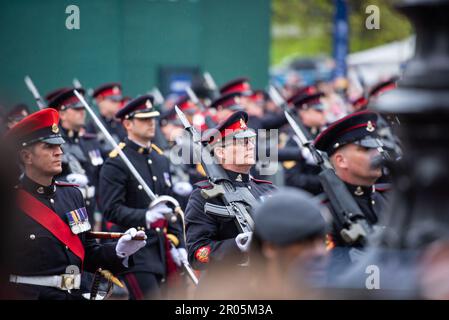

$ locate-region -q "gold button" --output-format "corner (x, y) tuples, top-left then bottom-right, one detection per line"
(65, 246), (69, 250)
(37, 187), (44, 194)
(138, 185), (143, 190)
(153, 176), (157, 181)
(155, 227), (161, 232)
(50, 199), (54, 204)
(29, 234), (36, 240)
(248, 186), (252, 190)
(371, 200), (376, 205)
(148, 159), (152, 165)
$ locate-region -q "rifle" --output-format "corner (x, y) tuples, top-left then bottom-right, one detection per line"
(269, 85), (373, 245)
(74, 90), (199, 286)
(24, 75), (46, 110)
(185, 86), (217, 129)
(175, 106), (256, 233)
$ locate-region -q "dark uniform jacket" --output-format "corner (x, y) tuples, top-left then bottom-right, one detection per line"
(99, 138), (185, 276)
(185, 169), (276, 270)
(283, 135), (322, 195)
(322, 182), (392, 248)
(11, 175), (126, 299)
(58, 127), (104, 221)
(85, 115), (126, 157)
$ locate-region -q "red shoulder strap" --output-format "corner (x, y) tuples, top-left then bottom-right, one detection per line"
(18, 189), (85, 262)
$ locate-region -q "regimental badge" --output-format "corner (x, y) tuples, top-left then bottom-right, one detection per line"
(234, 96), (241, 104)
(145, 99), (153, 110)
(239, 118), (247, 129)
(195, 246), (211, 263)
(89, 149), (104, 166)
(354, 186), (364, 196)
(366, 121), (375, 132)
(52, 124), (59, 133)
(66, 207), (91, 234)
(112, 86), (120, 95)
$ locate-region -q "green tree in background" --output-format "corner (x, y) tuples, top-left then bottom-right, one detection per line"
(271, 0), (412, 66)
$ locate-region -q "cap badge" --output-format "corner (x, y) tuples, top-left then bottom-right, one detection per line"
(112, 86), (120, 94)
(145, 99), (153, 110)
(234, 96), (241, 104)
(240, 118), (247, 129)
(21, 110), (28, 116)
(52, 124), (59, 133)
(366, 121), (375, 132)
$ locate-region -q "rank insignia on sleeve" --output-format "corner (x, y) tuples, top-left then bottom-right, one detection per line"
(66, 207), (91, 234)
(195, 245), (211, 263)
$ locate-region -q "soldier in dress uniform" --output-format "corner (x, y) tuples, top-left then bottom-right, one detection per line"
(6, 108), (146, 300)
(313, 111), (392, 255)
(185, 111), (276, 272)
(99, 95), (187, 299)
(46, 88), (104, 224)
(283, 92), (328, 195)
(86, 83), (127, 156)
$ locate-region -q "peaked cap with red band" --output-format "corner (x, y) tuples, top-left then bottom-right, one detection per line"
(47, 88), (86, 111)
(115, 94), (159, 119)
(7, 108), (65, 147)
(369, 77), (398, 99)
(219, 77), (252, 96)
(92, 82), (123, 101)
(209, 92), (245, 111)
(45, 87), (70, 103)
(201, 110), (256, 146)
(174, 95), (197, 114)
(314, 110), (380, 156)
(292, 92), (325, 110)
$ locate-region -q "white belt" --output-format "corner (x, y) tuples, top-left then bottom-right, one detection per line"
(78, 186), (95, 199)
(10, 274), (81, 291)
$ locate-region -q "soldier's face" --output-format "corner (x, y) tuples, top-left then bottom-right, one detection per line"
(218, 137), (256, 166)
(98, 98), (121, 117)
(299, 108), (326, 128)
(129, 118), (156, 140)
(60, 108), (85, 130)
(22, 142), (63, 176)
(334, 144), (382, 184)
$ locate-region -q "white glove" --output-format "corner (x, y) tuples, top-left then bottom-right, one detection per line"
(145, 203), (173, 228)
(235, 232), (253, 253)
(173, 181), (193, 196)
(115, 228), (147, 258)
(170, 247), (189, 267)
(66, 173), (89, 187)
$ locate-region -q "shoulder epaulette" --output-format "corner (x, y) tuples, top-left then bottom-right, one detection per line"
(250, 177), (273, 184)
(109, 142), (126, 158)
(194, 179), (213, 189)
(151, 143), (164, 155)
(55, 181), (79, 187)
